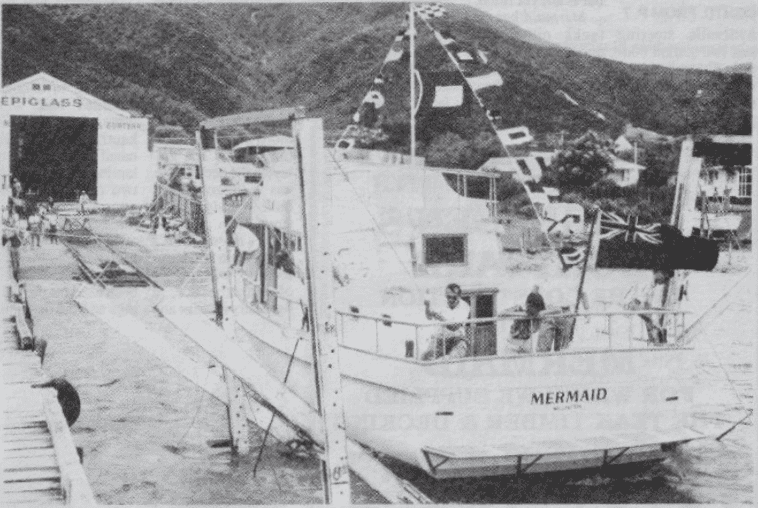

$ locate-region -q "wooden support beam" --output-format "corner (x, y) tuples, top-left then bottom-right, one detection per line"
(196, 129), (250, 455)
(201, 107), (306, 130)
(156, 298), (432, 504)
(293, 117), (352, 504)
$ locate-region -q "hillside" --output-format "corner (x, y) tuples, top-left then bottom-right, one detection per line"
(2, 3), (751, 145)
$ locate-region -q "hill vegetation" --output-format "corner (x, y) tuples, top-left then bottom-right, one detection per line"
(3, 3), (751, 154)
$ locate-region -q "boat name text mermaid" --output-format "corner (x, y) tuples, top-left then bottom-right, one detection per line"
(531, 388), (607, 405)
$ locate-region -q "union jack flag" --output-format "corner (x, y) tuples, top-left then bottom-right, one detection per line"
(600, 211), (661, 244)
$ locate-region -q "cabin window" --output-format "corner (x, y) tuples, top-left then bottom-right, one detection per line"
(423, 234), (467, 265)
(738, 166), (751, 197)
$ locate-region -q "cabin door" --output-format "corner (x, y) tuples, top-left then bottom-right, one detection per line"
(263, 225), (280, 309)
(461, 289), (498, 356)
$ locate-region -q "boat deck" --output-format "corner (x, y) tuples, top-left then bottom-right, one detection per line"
(2, 247), (96, 506)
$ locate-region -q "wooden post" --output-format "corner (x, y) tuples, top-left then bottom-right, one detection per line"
(292, 117), (351, 504)
(196, 128), (250, 455)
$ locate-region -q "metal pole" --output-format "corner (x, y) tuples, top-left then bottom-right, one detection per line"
(293, 117), (351, 504)
(409, 1), (416, 165)
(195, 128), (250, 455)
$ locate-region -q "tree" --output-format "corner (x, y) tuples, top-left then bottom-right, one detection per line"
(425, 132), (473, 168)
(546, 131), (614, 188)
(638, 140), (680, 188)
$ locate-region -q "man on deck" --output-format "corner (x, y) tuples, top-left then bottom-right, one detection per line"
(231, 222), (260, 270)
(624, 268), (673, 343)
(422, 283), (471, 360)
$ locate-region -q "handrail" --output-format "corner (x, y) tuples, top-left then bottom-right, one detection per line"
(335, 308), (690, 328)
(234, 272), (691, 359)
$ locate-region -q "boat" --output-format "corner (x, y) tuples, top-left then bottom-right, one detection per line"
(221, 4), (707, 479)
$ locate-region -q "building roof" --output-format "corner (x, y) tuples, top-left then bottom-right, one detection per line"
(614, 135), (634, 152)
(233, 135), (295, 151)
(3, 72), (133, 118)
(611, 154), (645, 171)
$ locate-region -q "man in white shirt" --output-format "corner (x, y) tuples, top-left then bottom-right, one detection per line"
(624, 268), (673, 343)
(231, 222), (261, 270)
(422, 283), (471, 360)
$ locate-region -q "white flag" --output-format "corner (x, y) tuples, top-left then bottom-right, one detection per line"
(466, 71), (503, 91)
(384, 34), (405, 63)
(456, 50), (474, 62)
(497, 126), (533, 146)
(432, 85), (464, 108)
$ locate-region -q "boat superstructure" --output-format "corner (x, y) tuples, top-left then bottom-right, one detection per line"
(223, 144), (701, 479)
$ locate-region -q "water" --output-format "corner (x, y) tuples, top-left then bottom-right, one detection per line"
(19, 220), (753, 503)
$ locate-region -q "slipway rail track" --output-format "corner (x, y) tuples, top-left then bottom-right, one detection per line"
(59, 220), (161, 289)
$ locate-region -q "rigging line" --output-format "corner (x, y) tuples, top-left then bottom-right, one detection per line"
(252, 335), (302, 476)
(333, 20), (411, 151)
(239, 383), (286, 493)
(688, 274), (754, 413)
(326, 148), (422, 290)
(419, 15), (562, 251)
(175, 364), (213, 449)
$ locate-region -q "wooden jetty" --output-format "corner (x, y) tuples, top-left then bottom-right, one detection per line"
(2, 245), (96, 505)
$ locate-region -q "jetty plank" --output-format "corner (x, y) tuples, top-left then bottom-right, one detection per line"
(3, 480), (62, 494)
(3, 468), (61, 482)
(3, 454), (60, 471)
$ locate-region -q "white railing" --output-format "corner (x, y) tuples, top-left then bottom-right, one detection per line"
(232, 273), (689, 361)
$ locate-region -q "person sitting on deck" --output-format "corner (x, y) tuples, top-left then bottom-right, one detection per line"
(422, 283), (471, 360)
(624, 268), (673, 344)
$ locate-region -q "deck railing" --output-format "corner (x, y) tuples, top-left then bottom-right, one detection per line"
(233, 273), (689, 361)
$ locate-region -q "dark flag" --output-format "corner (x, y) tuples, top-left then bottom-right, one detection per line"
(595, 211), (719, 270)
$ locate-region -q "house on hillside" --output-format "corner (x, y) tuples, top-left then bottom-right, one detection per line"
(607, 155), (646, 187)
(614, 135), (634, 154)
(695, 135), (752, 201)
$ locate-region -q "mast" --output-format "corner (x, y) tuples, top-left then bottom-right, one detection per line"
(409, 1), (416, 165)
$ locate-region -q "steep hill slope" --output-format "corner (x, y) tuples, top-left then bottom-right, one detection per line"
(2, 3), (751, 142)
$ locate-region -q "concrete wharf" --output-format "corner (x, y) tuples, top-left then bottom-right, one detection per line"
(2, 244), (96, 505)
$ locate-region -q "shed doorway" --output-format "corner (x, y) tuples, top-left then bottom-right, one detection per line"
(10, 116), (98, 202)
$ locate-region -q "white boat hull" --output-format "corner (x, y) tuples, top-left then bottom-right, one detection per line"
(236, 308), (703, 478)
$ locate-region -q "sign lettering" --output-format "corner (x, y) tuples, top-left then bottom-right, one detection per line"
(0, 96), (83, 108)
(531, 388), (607, 405)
